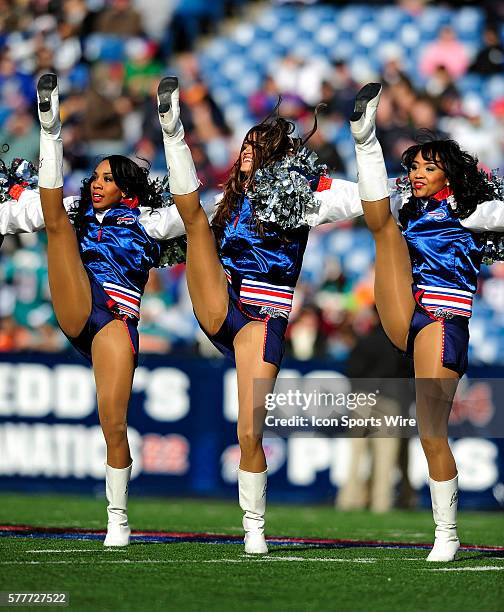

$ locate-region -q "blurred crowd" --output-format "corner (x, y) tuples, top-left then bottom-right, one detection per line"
(1, 0), (504, 365)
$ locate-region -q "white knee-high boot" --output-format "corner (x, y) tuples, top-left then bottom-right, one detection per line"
(37, 73), (63, 190)
(427, 475), (460, 562)
(349, 83), (389, 202)
(238, 469), (268, 554)
(157, 76), (199, 196)
(104, 463), (132, 547)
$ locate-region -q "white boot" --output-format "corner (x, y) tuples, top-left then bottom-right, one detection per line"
(104, 463), (132, 547)
(350, 83), (389, 202)
(238, 469), (268, 554)
(426, 475), (460, 562)
(36, 73), (63, 189)
(157, 76), (199, 196)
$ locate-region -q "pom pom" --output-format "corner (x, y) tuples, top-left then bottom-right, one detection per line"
(395, 176), (413, 207)
(158, 236), (187, 267)
(151, 174), (187, 267)
(0, 158), (39, 203)
(247, 148), (327, 230)
(481, 170), (504, 265)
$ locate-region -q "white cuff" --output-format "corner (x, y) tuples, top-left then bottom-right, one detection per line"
(38, 131), (63, 189)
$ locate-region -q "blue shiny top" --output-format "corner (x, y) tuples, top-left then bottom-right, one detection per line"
(218, 194), (310, 287)
(77, 201), (161, 294)
(402, 194), (485, 293)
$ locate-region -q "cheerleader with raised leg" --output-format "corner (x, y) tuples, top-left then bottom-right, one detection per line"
(157, 77), (364, 553)
(5, 73), (195, 546)
(349, 83), (504, 561)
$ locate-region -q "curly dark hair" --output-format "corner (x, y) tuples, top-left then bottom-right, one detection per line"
(72, 155), (164, 234)
(212, 102), (320, 241)
(399, 135), (495, 226)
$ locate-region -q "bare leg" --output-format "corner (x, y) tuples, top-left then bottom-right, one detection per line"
(363, 199), (415, 351)
(414, 321), (460, 562)
(91, 320), (135, 468)
(40, 188), (92, 337)
(350, 84), (414, 351)
(234, 321), (278, 472)
(174, 193), (229, 335)
(37, 74), (91, 338)
(158, 76), (228, 335)
(92, 319), (135, 548)
(234, 320), (279, 554)
(414, 322), (458, 481)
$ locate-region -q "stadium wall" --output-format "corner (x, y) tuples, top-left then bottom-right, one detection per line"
(0, 353), (502, 510)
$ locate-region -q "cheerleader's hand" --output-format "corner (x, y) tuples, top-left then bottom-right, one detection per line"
(158, 76), (184, 141)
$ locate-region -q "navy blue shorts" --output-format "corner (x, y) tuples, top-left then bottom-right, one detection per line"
(405, 308), (469, 377)
(198, 283), (289, 369)
(65, 275), (139, 367)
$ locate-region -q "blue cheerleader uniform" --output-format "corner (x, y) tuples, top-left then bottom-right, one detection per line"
(199, 175), (364, 368)
(0, 188), (190, 367)
(396, 185), (504, 375)
(69, 200), (163, 366)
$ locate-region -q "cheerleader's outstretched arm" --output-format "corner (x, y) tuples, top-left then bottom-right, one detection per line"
(0, 189), (77, 234)
(313, 177), (401, 225)
(460, 200), (504, 232)
(138, 196), (217, 240)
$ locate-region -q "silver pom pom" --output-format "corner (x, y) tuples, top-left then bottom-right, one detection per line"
(247, 147), (327, 230)
(0, 158), (39, 203)
(158, 236), (187, 267)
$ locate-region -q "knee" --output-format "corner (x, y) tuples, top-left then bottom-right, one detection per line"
(100, 412), (128, 447)
(238, 429), (263, 457)
(102, 422), (128, 447)
(420, 437), (449, 460)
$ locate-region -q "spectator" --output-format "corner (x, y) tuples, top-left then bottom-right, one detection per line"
(94, 0), (144, 37)
(0, 108), (39, 163)
(285, 305), (327, 361)
(337, 309), (414, 512)
(83, 63), (130, 156)
(419, 26), (469, 79)
(469, 27), (504, 77)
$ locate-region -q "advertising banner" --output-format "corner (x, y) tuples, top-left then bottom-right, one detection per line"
(0, 353), (502, 509)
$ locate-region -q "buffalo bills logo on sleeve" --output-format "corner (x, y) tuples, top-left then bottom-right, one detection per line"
(117, 216), (136, 225)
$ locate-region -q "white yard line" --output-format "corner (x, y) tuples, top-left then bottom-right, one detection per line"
(425, 566), (504, 572)
(27, 549), (127, 553)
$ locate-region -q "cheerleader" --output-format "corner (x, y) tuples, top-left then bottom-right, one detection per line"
(157, 77), (363, 553)
(17, 73), (194, 547)
(350, 83), (504, 561)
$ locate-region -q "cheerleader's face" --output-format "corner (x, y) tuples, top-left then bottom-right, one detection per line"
(90, 160), (124, 210)
(240, 141), (254, 174)
(408, 152), (448, 198)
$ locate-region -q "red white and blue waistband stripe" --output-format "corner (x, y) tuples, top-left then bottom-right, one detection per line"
(103, 281), (141, 318)
(417, 284), (473, 318)
(239, 278), (295, 312)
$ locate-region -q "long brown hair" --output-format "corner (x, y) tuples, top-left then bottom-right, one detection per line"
(212, 103), (320, 241)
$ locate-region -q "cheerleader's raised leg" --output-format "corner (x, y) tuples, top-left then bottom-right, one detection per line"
(350, 84), (460, 562)
(37, 74), (134, 547)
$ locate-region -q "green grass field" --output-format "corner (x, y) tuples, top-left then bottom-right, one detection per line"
(0, 493), (502, 611)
